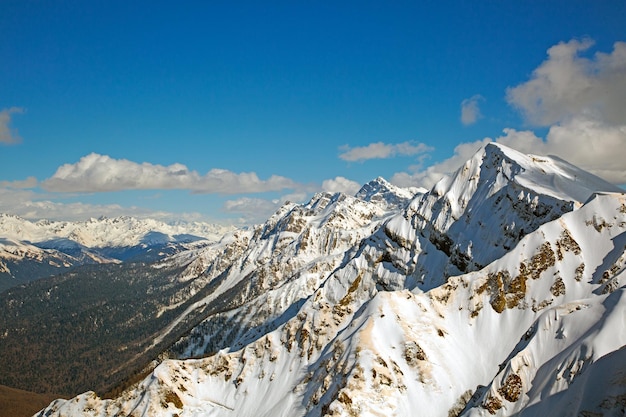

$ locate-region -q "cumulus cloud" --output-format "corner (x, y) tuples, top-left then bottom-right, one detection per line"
(339, 141), (432, 162)
(0, 107), (25, 145)
(321, 176), (361, 195)
(0, 188), (38, 214)
(541, 119), (626, 183)
(506, 39), (626, 126)
(499, 121), (626, 184)
(41, 153), (299, 194)
(460, 95), (484, 125)
(392, 124), (626, 189)
(280, 192), (310, 204)
(393, 39), (626, 188)
(224, 177), (365, 225)
(505, 38), (626, 184)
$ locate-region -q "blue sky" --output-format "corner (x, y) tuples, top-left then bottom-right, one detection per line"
(1, 1), (625, 224)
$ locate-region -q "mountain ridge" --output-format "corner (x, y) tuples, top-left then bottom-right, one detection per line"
(0, 214), (233, 248)
(0, 215), (235, 292)
(16, 143), (626, 417)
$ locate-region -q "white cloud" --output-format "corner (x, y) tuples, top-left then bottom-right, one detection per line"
(502, 121), (626, 184)
(321, 176), (361, 195)
(339, 141), (432, 162)
(0, 187), (184, 222)
(224, 177), (366, 225)
(222, 192), (309, 225)
(0, 107), (25, 145)
(0, 188), (38, 214)
(41, 153), (298, 194)
(504, 38), (626, 184)
(542, 119), (626, 183)
(391, 138), (491, 189)
(223, 197), (281, 215)
(391, 123), (626, 190)
(393, 39), (626, 189)
(460, 95), (484, 125)
(506, 39), (626, 126)
(280, 192), (309, 204)
(0, 176), (38, 189)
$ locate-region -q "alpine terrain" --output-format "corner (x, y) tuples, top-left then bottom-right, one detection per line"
(0, 215), (233, 292)
(29, 143), (626, 416)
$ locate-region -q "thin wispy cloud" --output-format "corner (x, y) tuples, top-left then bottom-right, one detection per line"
(339, 141), (432, 162)
(391, 138), (491, 188)
(222, 197), (284, 224)
(0, 176), (38, 189)
(222, 191), (310, 225)
(0, 107), (25, 145)
(0, 187), (196, 222)
(460, 95), (484, 125)
(41, 153), (299, 194)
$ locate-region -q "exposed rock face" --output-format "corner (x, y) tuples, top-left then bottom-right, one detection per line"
(35, 144), (626, 417)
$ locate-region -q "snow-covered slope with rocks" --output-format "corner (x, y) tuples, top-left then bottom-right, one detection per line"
(0, 215), (234, 291)
(157, 182), (408, 359)
(369, 143), (621, 289)
(355, 176), (422, 210)
(35, 143), (626, 417)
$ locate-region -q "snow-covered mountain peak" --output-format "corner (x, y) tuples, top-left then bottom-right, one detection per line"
(441, 142), (622, 206)
(355, 176), (420, 210)
(253, 190), (396, 244)
(370, 142), (623, 283)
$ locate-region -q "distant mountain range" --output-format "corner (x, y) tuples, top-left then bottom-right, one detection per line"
(3, 143), (625, 417)
(0, 215), (234, 292)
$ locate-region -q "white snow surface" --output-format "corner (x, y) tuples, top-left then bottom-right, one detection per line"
(35, 144), (626, 417)
(0, 215), (234, 276)
(0, 214), (233, 248)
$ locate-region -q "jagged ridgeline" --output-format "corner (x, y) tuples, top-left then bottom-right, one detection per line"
(5, 143), (625, 417)
(0, 215), (233, 292)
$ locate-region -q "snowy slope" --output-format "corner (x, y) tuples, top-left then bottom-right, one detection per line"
(0, 215), (234, 290)
(370, 143), (622, 287)
(0, 214), (232, 248)
(154, 187), (406, 358)
(0, 237), (118, 293)
(0, 238), (79, 273)
(34, 144), (626, 417)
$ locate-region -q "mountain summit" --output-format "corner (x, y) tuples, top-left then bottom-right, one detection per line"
(32, 143), (626, 417)
(355, 176), (422, 210)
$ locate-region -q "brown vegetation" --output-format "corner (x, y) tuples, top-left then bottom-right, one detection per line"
(0, 384), (64, 417)
(161, 390), (183, 409)
(498, 373), (523, 402)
